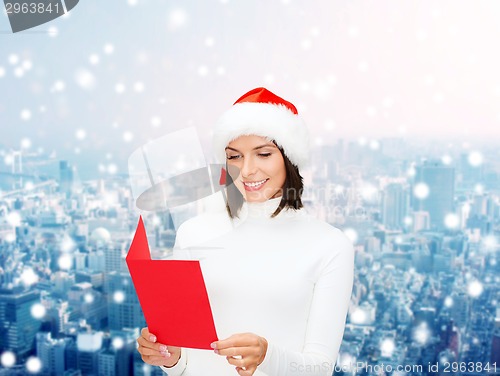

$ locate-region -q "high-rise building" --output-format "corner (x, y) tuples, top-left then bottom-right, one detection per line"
(74, 252), (87, 270)
(381, 183), (410, 230)
(459, 152), (484, 189)
(36, 332), (67, 375)
(491, 328), (500, 363)
(88, 250), (106, 272)
(412, 159), (455, 231)
(97, 338), (135, 376)
(0, 288), (42, 358)
(43, 298), (70, 337)
(105, 244), (126, 274)
(98, 349), (116, 376)
(107, 272), (146, 330)
(75, 332), (102, 374)
(412, 211), (430, 232)
(449, 291), (470, 329)
(320, 143), (343, 182)
(59, 160), (74, 196)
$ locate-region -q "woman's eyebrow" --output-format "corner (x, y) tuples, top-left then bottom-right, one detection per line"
(225, 144), (276, 153)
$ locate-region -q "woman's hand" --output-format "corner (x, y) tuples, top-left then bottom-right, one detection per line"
(136, 327), (182, 368)
(211, 333), (268, 376)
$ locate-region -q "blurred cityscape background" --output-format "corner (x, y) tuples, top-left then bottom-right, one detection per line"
(0, 137), (498, 375)
(2, 1), (500, 374)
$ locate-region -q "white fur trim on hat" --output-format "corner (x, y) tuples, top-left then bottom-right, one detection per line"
(212, 102), (310, 170)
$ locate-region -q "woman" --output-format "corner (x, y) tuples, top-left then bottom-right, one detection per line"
(136, 87), (355, 376)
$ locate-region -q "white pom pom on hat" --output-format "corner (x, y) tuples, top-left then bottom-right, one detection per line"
(212, 87), (310, 171)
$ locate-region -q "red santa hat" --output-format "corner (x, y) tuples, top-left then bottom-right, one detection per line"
(212, 87), (310, 171)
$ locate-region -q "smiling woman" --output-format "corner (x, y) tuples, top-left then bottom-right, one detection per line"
(136, 87), (355, 376)
(223, 134), (306, 219)
(226, 136), (286, 199)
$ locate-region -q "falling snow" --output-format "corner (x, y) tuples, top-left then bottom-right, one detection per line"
(103, 43), (114, 54)
(380, 338), (395, 357)
(89, 54), (100, 65)
(30, 303), (46, 319)
(444, 213), (459, 229)
(1, 351), (16, 368)
(7, 212), (22, 227)
(168, 8), (188, 30)
(343, 228), (358, 244)
(113, 291), (125, 303)
(75, 69), (96, 90)
(20, 268), (39, 287)
(58, 254), (73, 270)
(84, 293), (94, 304)
(20, 109), (32, 121)
(151, 116), (162, 127)
(75, 129), (87, 140)
(8, 54), (19, 65)
(350, 308), (367, 324)
(468, 151), (483, 167)
(123, 131), (134, 142)
(441, 155), (452, 165)
(115, 83), (126, 94)
(26, 356), (42, 373)
(112, 337), (125, 349)
(134, 81), (145, 92)
(413, 183), (430, 200)
(467, 280), (483, 297)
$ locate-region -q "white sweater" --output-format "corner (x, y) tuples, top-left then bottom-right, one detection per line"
(160, 196), (354, 376)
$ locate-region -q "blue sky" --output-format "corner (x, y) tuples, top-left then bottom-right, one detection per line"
(1, 0), (500, 178)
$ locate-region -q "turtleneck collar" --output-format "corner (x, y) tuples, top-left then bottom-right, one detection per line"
(233, 196), (307, 222)
(245, 196), (283, 219)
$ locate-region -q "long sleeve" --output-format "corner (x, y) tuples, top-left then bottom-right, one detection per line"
(257, 229), (355, 376)
(159, 347), (188, 376)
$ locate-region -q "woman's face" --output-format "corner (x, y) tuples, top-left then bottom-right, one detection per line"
(225, 135), (286, 203)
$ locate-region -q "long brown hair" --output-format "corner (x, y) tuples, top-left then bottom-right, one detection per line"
(224, 140), (304, 219)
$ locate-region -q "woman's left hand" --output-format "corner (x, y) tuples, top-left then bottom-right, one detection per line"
(211, 333), (268, 376)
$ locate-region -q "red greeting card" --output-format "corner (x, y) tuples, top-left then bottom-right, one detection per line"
(126, 216), (218, 349)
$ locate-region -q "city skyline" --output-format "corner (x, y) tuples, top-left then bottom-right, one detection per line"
(1, 1), (500, 374)
(0, 136), (498, 375)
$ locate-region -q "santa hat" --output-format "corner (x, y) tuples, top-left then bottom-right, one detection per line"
(212, 87), (310, 171)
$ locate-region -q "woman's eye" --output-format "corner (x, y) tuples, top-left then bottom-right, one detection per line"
(226, 155), (240, 160)
(258, 153), (271, 158)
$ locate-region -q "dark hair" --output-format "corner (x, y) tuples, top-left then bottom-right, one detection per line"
(224, 140), (304, 219)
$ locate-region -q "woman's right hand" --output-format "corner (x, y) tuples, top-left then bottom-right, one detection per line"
(137, 327), (182, 368)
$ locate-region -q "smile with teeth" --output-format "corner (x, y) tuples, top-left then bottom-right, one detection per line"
(243, 178), (269, 188)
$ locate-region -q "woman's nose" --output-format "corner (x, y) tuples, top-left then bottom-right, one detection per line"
(240, 156), (257, 177)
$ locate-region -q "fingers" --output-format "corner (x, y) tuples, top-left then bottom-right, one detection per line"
(214, 333), (265, 375)
(140, 354), (172, 367)
(137, 327), (172, 367)
(217, 346), (253, 358)
(212, 333), (259, 351)
(225, 354), (258, 368)
(141, 327), (157, 343)
(236, 365), (257, 376)
(139, 345), (170, 357)
(137, 335), (170, 353)
(137, 328), (184, 369)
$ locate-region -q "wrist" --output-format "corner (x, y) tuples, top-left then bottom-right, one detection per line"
(163, 351), (181, 368)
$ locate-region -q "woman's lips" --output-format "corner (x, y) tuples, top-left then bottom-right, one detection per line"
(242, 178), (269, 192)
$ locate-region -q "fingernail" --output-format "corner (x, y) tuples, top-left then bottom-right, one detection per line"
(210, 342), (216, 349)
(161, 351), (171, 358)
(214, 349), (219, 354)
(159, 345), (167, 352)
(149, 335), (156, 342)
